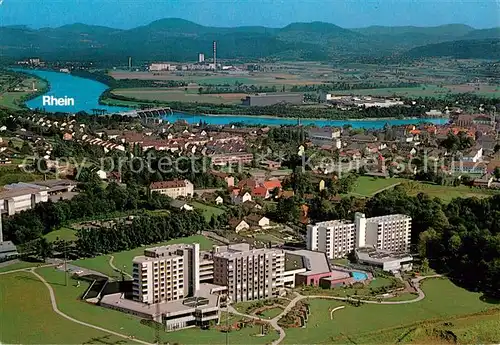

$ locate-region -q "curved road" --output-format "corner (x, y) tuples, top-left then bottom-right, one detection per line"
(109, 255), (133, 279)
(30, 269), (152, 345)
(229, 275), (442, 345)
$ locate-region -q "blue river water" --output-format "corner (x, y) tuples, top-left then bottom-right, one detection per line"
(16, 69), (447, 129)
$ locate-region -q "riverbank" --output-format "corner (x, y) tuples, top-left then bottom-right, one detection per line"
(0, 69), (49, 110)
(167, 108), (448, 123)
(15, 68), (448, 128)
(101, 92), (444, 121)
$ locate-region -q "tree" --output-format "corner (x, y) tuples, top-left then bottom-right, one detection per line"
(420, 258), (430, 274)
(494, 167), (500, 180)
(20, 141), (33, 156)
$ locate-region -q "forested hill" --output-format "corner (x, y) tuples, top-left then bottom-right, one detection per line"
(1, 18), (499, 63)
(406, 39), (500, 59)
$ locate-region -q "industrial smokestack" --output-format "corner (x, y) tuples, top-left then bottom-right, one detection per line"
(213, 41), (217, 71)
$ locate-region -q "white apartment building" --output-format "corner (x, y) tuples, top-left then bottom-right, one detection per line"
(307, 213), (412, 259)
(132, 244), (200, 304)
(149, 179), (194, 199)
(306, 220), (356, 259)
(212, 244), (285, 302)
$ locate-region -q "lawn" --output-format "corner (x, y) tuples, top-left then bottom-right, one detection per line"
(258, 307), (283, 320)
(0, 260), (43, 273)
(191, 201), (225, 221)
(44, 227), (77, 242)
(353, 177), (500, 202)
(72, 234), (215, 277)
(284, 278), (500, 344)
(349, 310), (500, 344)
(0, 271), (123, 344)
(404, 182), (500, 202)
(34, 267), (277, 344)
(368, 276), (394, 289)
(351, 176), (403, 196)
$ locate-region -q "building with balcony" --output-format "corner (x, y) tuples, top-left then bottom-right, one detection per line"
(132, 244), (200, 304)
(212, 244), (285, 302)
(307, 213), (412, 259)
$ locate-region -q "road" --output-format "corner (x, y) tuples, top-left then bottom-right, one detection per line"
(228, 275), (442, 345)
(109, 255), (133, 279)
(30, 269), (153, 345)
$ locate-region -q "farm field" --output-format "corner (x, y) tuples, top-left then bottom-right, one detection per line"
(284, 278), (500, 344)
(0, 271), (122, 344)
(109, 70), (323, 87)
(112, 87), (247, 105)
(0, 76), (47, 110)
(331, 84), (500, 99)
(72, 234), (215, 277)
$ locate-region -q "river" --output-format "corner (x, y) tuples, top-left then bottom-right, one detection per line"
(16, 69), (448, 128)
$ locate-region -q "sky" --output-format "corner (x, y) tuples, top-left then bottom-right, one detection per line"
(0, 0), (499, 29)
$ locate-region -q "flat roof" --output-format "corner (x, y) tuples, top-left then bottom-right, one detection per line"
(0, 187), (44, 199)
(285, 249), (331, 275)
(356, 247), (413, 264)
(214, 247), (283, 259)
(100, 283), (219, 316)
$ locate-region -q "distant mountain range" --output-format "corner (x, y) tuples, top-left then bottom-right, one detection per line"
(1, 18), (499, 63)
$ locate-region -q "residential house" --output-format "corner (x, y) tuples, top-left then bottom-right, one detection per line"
(242, 200), (263, 213)
(149, 179), (194, 199)
(451, 161), (487, 174)
(461, 146), (483, 162)
(228, 219), (250, 233)
(245, 214), (270, 228)
(260, 160), (282, 170)
(210, 171), (235, 187)
(169, 200), (194, 211)
(231, 191), (252, 205)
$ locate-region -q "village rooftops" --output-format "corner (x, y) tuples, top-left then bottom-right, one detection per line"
(150, 179), (187, 189)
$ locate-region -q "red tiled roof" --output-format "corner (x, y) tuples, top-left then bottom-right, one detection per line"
(252, 186), (268, 197)
(238, 178), (258, 189)
(263, 180), (281, 191)
(150, 179), (186, 190)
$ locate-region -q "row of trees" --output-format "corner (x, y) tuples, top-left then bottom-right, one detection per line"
(76, 212), (206, 257)
(290, 81), (420, 92)
(3, 182), (172, 245)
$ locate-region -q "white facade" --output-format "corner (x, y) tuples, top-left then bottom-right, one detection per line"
(306, 220), (356, 259)
(307, 213), (412, 259)
(132, 243), (200, 304)
(0, 188), (49, 215)
(150, 180), (194, 199)
(213, 247), (285, 302)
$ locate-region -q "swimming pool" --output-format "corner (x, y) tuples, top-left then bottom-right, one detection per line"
(352, 271), (369, 281)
